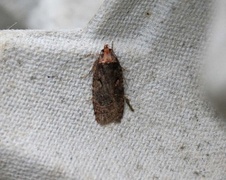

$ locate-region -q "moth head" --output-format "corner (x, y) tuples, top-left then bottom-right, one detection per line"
(99, 44), (116, 63)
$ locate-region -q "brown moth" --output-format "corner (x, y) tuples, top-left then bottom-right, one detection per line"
(92, 44), (133, 125)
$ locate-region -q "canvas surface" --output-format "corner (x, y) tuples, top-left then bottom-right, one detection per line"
(0, 0), (226, 179)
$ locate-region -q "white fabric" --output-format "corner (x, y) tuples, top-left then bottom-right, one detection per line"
(205, 0), (226, 112)
(0, 0), (226, 179)
(0, 0), (104, 29)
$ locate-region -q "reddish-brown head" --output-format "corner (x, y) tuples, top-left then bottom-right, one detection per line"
(99, 44), (117, 63)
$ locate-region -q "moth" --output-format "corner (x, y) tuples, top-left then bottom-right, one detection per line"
(92, 44), (133, 125)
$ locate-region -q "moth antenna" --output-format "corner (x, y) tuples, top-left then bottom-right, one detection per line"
(125, 97), (134, 112)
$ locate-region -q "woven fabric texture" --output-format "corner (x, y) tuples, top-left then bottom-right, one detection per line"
(0, 0), (226, 179)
